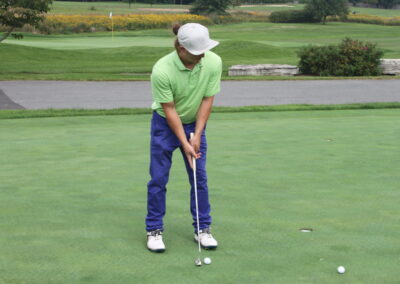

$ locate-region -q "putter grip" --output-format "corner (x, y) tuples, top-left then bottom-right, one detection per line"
(190, 133), (196, 168)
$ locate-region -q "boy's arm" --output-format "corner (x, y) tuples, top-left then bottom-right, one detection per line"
(161, 102), (199, 168)
(191, 96), (214, 153)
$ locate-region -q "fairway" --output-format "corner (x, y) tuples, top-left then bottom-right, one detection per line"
(1, 110), (399, 283)
(48, 1), (190, 15)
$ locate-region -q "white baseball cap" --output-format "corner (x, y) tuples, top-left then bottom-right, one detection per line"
(177, 23), (219, 55)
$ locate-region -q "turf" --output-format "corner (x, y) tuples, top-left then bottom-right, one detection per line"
(48, 1), (400, 18)
(2, 102), (400, 120)
(2, 22), (400, 80)
(1, 109), (399, 283)
(4, 35), (174, 50)
(341, 6), (400, 17)
(236, 4), (400, 17)
(49, 1), (190, 15)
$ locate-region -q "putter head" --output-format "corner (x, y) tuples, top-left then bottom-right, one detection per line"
(195, 258), (202, 266)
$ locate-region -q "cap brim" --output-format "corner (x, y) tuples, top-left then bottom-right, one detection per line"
(187, 40), (219, 56)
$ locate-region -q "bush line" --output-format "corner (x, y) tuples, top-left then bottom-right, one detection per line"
(14, 12), (268, 34)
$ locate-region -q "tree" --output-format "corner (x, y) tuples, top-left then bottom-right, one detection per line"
(378, 0), (400, 8)
(231, 0), (242, 9)
(349, 0), (362, 6)
(190, 0), (232, 16)
(305, 0), (349, 24)
(0, 0), (53, 42)
(144, 0), (156, 7)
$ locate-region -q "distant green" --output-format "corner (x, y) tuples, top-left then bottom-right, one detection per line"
(2, 22), (400, 80)
(1, 109), (399, 283)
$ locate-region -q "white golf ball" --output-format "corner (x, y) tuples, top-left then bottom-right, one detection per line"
(337, 266), (346, 274)
(203, 257), (212, 265)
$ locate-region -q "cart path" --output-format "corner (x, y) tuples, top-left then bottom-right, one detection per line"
(1, 80), (400, 110)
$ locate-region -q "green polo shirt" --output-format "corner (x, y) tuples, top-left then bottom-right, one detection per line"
(151, 50), (222, 124)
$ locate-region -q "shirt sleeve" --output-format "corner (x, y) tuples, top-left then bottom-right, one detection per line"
(205, 57), (222, 97)
(151, 69), (174, 103)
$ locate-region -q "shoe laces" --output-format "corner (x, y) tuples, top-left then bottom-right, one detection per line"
(199, 228), (213, 239)
(149, 229), (163, 240)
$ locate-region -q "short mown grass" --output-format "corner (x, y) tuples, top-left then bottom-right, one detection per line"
(1, 109), (399, 283)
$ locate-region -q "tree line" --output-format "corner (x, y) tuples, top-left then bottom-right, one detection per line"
(350, 0), (400, 9)
(54, 0), (400, 8)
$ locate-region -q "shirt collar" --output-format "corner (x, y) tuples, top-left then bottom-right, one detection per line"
(173, 51), (203, 71)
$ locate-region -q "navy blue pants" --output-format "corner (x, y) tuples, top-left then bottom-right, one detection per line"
(146, 111), (212, 232)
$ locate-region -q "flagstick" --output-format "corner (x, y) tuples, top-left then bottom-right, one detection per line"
(109, 12), (114, 41)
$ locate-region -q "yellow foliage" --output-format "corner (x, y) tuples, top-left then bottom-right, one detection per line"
(40, 14), (213, 33)
(329, 14), (400, 26)
(348, 14), (400, 25)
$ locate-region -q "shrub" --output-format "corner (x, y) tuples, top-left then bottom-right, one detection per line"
(217, 11), (268, 24)
(269, 10), (319, 23)
(298, 38), (384, 76)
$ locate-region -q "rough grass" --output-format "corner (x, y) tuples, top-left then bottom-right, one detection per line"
(2, 102), (400, 120)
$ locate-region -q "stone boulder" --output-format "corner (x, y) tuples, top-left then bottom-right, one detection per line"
(229, 60), (400, 76)
(228, 64), (299, 76)
(380, 59), (400, 75)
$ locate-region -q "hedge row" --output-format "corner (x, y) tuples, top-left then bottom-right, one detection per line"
(269, 10), (320, 23)
(269, 11), (400, 26)
(11, 12), (270, 34)
(36, 14), (212, 34)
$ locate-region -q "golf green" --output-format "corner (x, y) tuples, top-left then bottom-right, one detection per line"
(1, 110), (399, 283)
(3, 36), (174, 50)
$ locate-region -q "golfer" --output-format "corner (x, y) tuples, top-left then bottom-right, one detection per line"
(145, 23), (222, 252)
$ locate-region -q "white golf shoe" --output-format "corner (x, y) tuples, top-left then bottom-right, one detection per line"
(194, 228), (218, 249)
(147, 229), (166, 253)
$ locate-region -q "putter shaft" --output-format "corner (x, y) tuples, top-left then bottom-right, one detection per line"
(191, 133), (202, 254)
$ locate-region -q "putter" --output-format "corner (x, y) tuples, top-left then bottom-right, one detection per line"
(190, 133), (202, 266)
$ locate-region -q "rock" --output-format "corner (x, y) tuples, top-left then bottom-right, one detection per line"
(229, 61), (400, 76)
(228, 64), (299, 76)
(380, 59), (400, 75)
